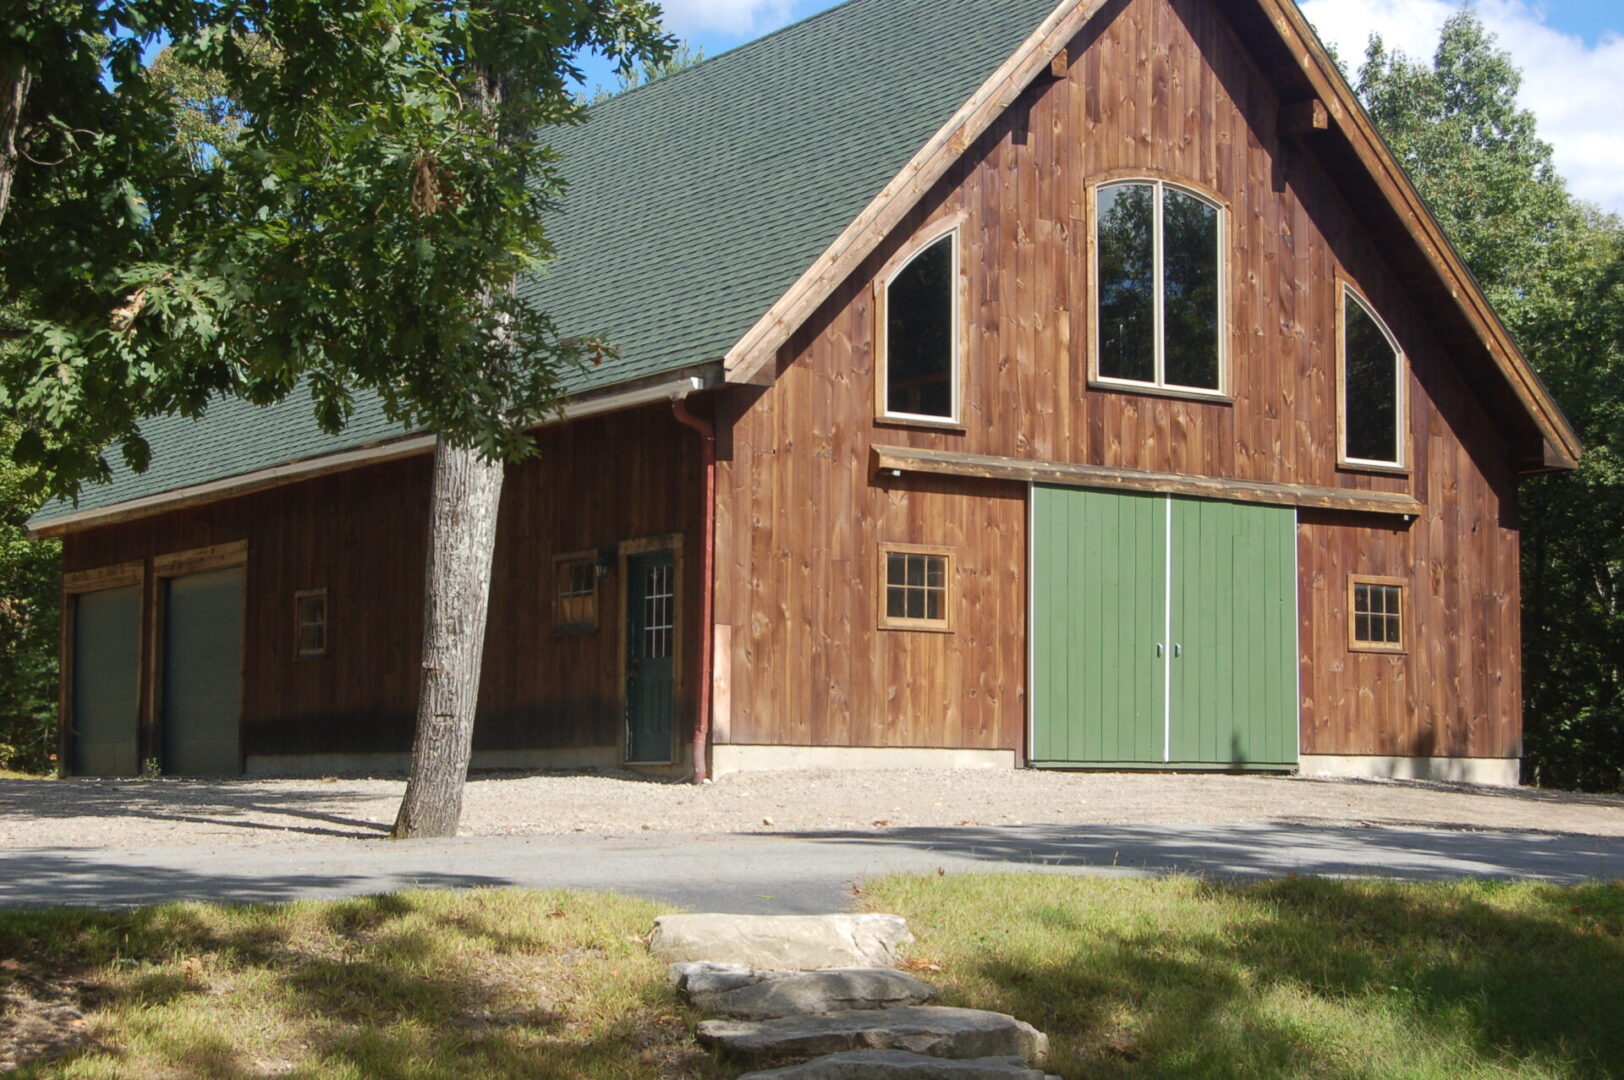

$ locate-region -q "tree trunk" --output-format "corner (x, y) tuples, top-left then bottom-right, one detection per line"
(391, 64), (515, 840)
(391, 436), (505, 839)
(0, 60), (31, 230)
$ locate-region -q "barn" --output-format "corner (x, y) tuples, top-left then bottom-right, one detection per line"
(30, 0), (1580, 786)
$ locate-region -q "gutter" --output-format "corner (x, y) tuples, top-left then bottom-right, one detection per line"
(670, 391), (717, 784)
(28, 368), (721, 539)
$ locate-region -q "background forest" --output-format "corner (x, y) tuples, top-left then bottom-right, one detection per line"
(1, 11), (1619, 789)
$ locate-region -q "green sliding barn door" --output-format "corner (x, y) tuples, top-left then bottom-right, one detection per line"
(161, 567), (245, 775)
(71, 585), (142, 776)
(1032, 487), (1298, 769)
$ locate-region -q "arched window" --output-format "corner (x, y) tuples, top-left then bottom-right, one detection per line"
(1092, 179), (1224, 394)
(881, 231), (958, 421)
(1340, 285), (1405, 468)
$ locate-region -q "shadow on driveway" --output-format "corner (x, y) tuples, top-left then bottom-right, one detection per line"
(0, 779), (392, 840)
(788, 822), (1624, 883)
(0, 847), (512, 909)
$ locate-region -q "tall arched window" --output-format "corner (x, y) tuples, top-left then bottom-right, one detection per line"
(1092, 179), (1225, 395)
(1340, 285), (1405, 468)
(880, 231), (958, 421)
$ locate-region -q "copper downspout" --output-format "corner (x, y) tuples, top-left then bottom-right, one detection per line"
(671, 395), (716, 783)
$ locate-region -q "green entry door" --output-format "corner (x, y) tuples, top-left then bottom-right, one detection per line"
(161, 567), (245, 775)
(1032, 487), (1298, 769)
(71, 585), (142, 776)
(625, 550), (676, 764)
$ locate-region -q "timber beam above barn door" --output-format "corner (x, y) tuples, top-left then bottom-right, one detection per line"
(871, 446), (1423, 518)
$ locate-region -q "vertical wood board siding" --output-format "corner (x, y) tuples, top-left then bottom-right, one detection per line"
(62, 404), (702, 764)
(715, 0), (1522, 758)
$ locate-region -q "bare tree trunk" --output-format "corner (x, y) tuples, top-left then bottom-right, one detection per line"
(391, 435), (505, 838)
(0, 60), (31, 230)
(390, 65), (515, 840)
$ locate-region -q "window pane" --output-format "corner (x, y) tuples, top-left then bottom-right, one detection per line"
(926, 590), (942, 621)
(906, 555), (925, 587)
(1345, 298), (1400, 463)
(887, 553), (907, 586)
(887, 587), (906, 618)
(1384, 615), (1401, 644)
(906, 588), (925, 620)
(925, 557), (945, 588)
(1163, 188), (1221, 390)
(1355, 613), (1371, 642)
(1354, 584), (1370, 613)
(886, 236), (954, 417)
(1097, 183), (1156, 382)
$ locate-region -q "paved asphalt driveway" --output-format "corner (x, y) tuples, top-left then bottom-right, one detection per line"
(5, 822), (1621, 914)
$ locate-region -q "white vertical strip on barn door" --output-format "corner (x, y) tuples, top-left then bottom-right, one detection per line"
(1163, 496), (1174, 763)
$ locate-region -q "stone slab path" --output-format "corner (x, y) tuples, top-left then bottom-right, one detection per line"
(662, 913), (1060, 1079)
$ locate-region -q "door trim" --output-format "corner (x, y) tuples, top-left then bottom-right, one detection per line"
(149, 542), (248, 775)
(617, 534), (684, 767)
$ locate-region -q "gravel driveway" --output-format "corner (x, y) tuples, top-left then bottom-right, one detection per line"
(2, 769), (1620, 849)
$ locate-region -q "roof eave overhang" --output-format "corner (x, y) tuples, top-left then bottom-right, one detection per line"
(28, 363), (724, 539)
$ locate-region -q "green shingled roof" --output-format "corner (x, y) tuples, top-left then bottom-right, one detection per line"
(31, 0), (1060, 526)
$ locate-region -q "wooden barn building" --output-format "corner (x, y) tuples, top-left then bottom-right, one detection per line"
(31, 0), (1580, 786)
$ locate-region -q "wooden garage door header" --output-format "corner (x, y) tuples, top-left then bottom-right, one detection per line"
(871, 445), (1423, 518)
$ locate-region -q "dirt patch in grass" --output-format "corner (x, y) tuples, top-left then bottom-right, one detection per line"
(0, 890), (726, 1079)
(865, 874), (1624, 1079)
(0, 962), (105, 1072)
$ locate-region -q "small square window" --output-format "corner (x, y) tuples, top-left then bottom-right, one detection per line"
(555, 553), (599, 634)
(879, 546), (952, 631)
(295, 589), (327, 658)
(1349, 576), (1404, 651)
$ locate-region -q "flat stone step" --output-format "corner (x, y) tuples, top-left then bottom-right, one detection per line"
(650, 913), (913, 970)
(698, 1005), (1049, 1066)
(670, 961), (937, 1019)
(737, 1050), (1061, 1079)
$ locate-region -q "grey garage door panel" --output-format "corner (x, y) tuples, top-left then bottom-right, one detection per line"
(71, 585), (142, 777)
(162, 567), (244, 776)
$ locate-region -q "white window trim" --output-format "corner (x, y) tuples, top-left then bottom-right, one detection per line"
(1338, 284), (1408, 471)
(1089, 178), (1229, 400)
(877, 224), (963, 426)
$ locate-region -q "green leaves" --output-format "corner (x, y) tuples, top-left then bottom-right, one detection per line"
(1, 0), (672, 501)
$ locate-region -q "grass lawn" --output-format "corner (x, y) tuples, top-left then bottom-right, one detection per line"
(0, 889), (728, 1079)
(1, 877), (1620, 1078)
(863, 874), (1624, 1080)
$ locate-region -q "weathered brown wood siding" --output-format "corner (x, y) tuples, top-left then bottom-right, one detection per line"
(713, 0), (1522, 757)
(61, 403), (703, 766)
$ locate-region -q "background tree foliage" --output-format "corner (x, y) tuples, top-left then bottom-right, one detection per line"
(0, 426), (56, 774)
(1359, 13), (1624, 791)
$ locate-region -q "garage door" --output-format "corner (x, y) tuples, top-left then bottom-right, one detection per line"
(1032, 486), (1298, 769)
(161, 567), (244, 775)
(71, 585), (142, 776)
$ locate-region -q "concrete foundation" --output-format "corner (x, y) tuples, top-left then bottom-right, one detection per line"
(245, 745), (619, 777)
(710, 745), (1017, 778)
(1298, 754), (1521, 787)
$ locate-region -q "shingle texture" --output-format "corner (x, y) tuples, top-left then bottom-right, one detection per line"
(31, 0), (1059, 526)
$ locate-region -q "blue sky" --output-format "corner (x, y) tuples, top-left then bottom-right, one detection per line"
(578, 0), (1624, 213)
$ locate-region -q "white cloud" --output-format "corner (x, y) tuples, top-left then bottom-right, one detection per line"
(657, 0), (796, 38)
(1299, 0), (1624, 215)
